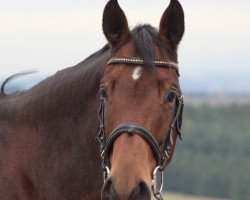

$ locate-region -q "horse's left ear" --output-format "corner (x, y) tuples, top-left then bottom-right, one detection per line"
(102, 0), (130, 47)
(159, 0), (185, 49)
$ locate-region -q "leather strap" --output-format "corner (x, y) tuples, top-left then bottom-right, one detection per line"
(107, 57), (180, 76)
(102, 123), (162, 167)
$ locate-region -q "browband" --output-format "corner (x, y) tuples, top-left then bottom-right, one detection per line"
(107, 57), (180, 76)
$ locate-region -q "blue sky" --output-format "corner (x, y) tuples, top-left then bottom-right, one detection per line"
(0, 0), (249, 93)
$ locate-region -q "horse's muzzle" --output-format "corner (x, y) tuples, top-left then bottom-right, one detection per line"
(101, 177), (151, 200)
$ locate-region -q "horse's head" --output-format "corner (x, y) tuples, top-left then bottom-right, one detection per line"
(98, 0), (185, 199)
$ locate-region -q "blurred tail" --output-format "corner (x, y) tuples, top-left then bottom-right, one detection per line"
(0, 69), (38, 97)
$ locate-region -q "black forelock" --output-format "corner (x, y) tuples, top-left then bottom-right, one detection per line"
(131, 24), (165, 70)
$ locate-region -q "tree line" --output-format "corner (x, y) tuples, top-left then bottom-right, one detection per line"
(164, 104), (250, 200)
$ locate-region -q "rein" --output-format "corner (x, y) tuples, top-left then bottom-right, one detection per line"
(96, 57), (184, 200)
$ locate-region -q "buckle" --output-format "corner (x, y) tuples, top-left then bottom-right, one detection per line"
(103, 166), (111, 183)
(152, 166), (164, 199)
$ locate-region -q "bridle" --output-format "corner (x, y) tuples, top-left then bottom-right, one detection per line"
(97, 57), (184, 199)
(96, 57), (184, 200)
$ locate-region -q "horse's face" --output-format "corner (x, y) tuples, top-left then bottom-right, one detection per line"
(99, 0), (184, 200)
(101, 54), (180, 198)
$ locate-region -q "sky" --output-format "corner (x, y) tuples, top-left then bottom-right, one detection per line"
(0, 0), (250, 93)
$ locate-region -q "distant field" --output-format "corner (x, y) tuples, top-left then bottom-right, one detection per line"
(163, 192), (230, 200)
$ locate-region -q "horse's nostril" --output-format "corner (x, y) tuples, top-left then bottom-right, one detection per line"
(101, 178), (119, 200)
(102, 178), (151, 200)
(129, 180), (151, 200)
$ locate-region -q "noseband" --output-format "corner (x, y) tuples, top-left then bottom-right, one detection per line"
(96, 57), (184, 200)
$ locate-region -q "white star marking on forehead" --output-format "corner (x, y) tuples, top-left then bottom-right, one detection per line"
(132, 66), (143, 81)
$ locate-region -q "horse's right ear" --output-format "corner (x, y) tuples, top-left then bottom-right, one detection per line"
(102, 0), (130, 47)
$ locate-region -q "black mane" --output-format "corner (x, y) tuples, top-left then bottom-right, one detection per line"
(131, 24), (170, 70)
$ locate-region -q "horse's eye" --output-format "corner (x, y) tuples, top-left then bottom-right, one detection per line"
(164, 91), (177, 103)
(100, 88), (108, 100)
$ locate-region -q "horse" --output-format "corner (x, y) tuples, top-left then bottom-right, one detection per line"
(0, 0), (185, 199)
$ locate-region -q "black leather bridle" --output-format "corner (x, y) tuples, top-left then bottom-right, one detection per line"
(96, 57), (184, 200)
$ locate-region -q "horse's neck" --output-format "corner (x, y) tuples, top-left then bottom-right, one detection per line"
(0, 46), (108, 127)
(0, 48), (109, 196)
(25, 56), (107, 123)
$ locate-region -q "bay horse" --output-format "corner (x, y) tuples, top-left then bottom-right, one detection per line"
(0, 0), (185, 199)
